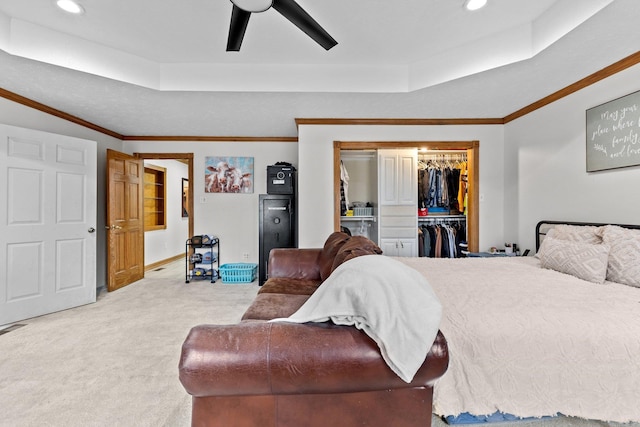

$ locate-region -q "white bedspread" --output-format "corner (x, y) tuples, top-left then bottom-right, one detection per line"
(271, 255), (442, 383)
(398, 256), (640, 423)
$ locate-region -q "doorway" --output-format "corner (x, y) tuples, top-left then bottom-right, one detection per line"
(135, 152), (194, 275)
(333, 141), (479, 252)
(106, 151), (195, 291)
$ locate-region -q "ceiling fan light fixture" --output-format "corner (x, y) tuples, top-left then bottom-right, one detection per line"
(56, 0), (85, 15)
(226, 0), (337, 52)
(463, 0), (487, 11)
(230, 0), (273, 13)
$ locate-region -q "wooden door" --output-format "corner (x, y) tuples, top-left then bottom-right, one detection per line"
(0, 124), (97, 325)
(106, 149), (144, 291)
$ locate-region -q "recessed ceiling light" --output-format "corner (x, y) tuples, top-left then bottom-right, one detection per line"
(464, 0), (487, 11)
(56, 0), (85, 15)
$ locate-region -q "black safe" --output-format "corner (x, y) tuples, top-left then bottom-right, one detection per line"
(266, 164), (296, 195)
(259, 194), (297, 286)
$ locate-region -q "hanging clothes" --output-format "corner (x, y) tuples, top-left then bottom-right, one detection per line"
(418, 221), (467, 259)
(340, 160), (350, 215)
(457, 161), (468, 215)
(418, 155), (467, 214)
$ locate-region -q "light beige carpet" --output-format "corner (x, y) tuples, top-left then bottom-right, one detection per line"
(0, 266), (259, 427)
(0, 264), (636, 427)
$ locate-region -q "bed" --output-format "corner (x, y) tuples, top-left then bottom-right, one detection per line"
(397, 221), (640, 424)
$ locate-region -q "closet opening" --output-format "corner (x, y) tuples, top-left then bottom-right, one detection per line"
(333, 141), (479, 253)
(417, 149), (469, 258)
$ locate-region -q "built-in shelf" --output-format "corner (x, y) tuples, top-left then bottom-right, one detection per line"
(418, 214), (466, 221)
(144, 164), (166, 231)
(341, 215), (376, 222)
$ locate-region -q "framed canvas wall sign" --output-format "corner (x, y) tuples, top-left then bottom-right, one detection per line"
(204, 156), (254, 193)
(586, 89), (640, 172)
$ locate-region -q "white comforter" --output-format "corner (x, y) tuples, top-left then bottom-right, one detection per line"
(398, 256), (640, 423)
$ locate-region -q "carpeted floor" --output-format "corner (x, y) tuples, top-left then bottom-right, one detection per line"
(0, 261), (637, 427)
(0, 262), (259, 427)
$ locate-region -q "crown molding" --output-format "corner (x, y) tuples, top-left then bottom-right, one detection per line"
(504, 50), (640, 123)
(0, 87), (124, 139)
(295, 118), (504, 127)
(122, 135), (298, 142)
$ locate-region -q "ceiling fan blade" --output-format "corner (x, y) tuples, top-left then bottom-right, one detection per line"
(272, 0), (337, 50)
(227, 5), (252, 51)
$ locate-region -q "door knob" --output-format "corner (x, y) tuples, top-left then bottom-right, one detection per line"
(105, 225), (122, 230)
(88, 227), (95, 233)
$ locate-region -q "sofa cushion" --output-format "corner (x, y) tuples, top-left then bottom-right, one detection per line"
(258, 277), (322, 295)
(242, 293), (310, 321)
(318, 232), (351, 281)
(331, 236), (383, 273)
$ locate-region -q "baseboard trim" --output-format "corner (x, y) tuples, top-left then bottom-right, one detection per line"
(145, 253), (184, 272)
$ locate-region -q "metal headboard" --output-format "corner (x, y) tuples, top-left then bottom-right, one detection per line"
(535, 220), (640, 251)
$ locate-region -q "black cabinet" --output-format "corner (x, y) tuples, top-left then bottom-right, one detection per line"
(259, 194), (296, 285)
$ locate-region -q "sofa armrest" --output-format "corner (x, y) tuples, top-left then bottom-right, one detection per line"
(267, 248), (322, 281)
(179, 322), (448, 398)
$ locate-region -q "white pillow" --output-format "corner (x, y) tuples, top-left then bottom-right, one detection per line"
(536, 224), (605, 259)
(538, 236), (610, 284)
(553, 224), (604, 244)
(601, 225), (640, 288)
(535, 228), (557, 259)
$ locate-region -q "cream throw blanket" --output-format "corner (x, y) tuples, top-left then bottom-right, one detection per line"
(271, 255), (442, 383)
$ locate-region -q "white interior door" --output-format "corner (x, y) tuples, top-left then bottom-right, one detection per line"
(0, 124), (97, 326)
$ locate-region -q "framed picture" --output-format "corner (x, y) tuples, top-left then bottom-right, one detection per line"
(586, 89), (640, 172)
(182, 178), (189, 217)
(204, 156), (254, 193)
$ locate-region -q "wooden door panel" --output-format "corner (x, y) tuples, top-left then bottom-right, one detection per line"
(113, 181), (125, 220)
(112, 157), (125, 174)
(107, 149), (144, 291)
(128, 182), (141, 220)
(128, 160), (139, 177)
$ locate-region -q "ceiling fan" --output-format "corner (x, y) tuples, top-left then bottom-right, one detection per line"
(226, 0), (338, 51)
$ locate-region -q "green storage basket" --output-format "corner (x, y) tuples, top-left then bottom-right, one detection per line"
(219, 263), (257, 284)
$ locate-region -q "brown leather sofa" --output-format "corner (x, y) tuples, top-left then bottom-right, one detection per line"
(179, 232), (449, 427)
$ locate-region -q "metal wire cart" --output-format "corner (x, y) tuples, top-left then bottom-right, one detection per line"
(185, 235), (219, 283)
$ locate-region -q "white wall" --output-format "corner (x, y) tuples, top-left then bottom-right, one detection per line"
(504, 62), (640, 252)
(0, 97), (124, 289)
(124, 140), (298, 266)
(297, 124), (505, 250)
(4, 57), (639, 287)
(143, 159), (189, 266)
